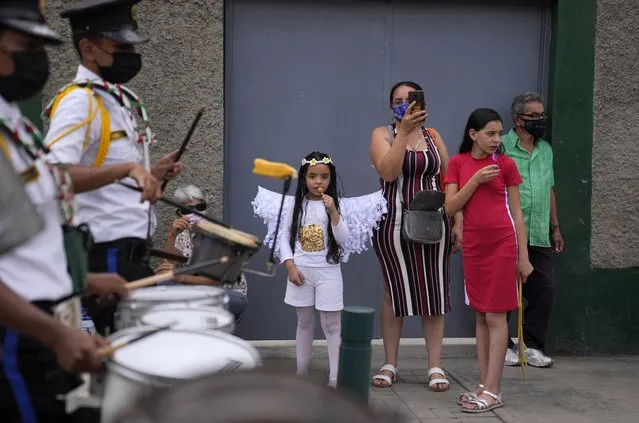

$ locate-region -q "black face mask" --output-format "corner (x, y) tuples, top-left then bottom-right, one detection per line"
(521, 118), (547, 140)
(0, 50), (49, 103)
(97, 52), (142, 84)
(176, 202), (207, 216)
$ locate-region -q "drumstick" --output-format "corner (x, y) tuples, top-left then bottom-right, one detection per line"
(117, 181), (230, 228)
(160, 107), (206, 191)
(97, 322), (175, 357)
(126, 256), (230, 290)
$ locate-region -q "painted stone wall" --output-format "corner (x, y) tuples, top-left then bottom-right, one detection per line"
(590, 0), (639, 268)
(548, 0), (639, 355)
(44, 0), (225, 248)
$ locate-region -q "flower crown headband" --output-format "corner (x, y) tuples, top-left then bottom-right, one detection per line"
(301, 157), (333, 166)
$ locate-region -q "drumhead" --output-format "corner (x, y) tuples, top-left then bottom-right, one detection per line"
(140, 306), (235, 332)
(128, 285), (226, 302)
(107, 327), (261, 381)
(193, 221), (260, 249)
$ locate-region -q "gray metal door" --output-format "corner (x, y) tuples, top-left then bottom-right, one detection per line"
(225, 0), (550, 341)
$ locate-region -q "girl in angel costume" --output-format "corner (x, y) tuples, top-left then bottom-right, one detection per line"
(252, 151), (387, 387)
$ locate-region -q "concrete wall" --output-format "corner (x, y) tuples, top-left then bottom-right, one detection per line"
(590, 0), (639, 269)
(45, 0), (225, 248)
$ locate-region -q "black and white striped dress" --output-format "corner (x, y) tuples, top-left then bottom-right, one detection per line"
(372, 125), (452, 317)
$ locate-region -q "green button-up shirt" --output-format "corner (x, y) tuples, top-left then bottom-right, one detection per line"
(501, 129), (554, 248)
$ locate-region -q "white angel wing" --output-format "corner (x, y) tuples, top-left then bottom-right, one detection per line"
(252, 186), (387, 263)
(338, 190), (387, 262)
(251, 186), (295, 259)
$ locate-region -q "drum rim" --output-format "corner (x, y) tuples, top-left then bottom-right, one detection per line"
(192, 221), (260, 249)
(105, 326), (262, 385)
(139, 305), (236, 329)
(126, 285), (227, 301)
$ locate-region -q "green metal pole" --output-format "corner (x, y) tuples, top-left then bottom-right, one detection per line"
(337, 306), (375, 403)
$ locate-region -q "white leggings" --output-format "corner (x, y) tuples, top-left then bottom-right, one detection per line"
(295, 307), (341, 383)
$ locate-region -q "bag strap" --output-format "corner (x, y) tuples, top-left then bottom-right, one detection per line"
(47, 86), (112, 167)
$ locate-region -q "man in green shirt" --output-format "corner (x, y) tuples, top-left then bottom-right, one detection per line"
(501, 92), (565, 368)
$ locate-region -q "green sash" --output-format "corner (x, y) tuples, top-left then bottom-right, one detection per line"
(63, 223), (93, 294)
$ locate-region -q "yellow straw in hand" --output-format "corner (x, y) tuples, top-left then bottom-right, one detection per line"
(517, 275), (527, 382)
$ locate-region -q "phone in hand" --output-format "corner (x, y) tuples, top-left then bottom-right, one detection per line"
(408, 90), (425, 113)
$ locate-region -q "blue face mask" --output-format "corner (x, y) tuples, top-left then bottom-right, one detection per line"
(392, 102), (409, 122)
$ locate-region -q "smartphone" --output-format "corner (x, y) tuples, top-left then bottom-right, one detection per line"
(408, 90), (425, 113)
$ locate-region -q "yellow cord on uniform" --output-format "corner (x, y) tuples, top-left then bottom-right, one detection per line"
(517, 275), (527, 382)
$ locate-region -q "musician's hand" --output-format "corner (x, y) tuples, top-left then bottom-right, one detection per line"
(128, 164), (162, 204)
(170, 217), (190, 236)
(52, 327), (107, 374)
(152, 150), (184, 183)
(287, 266), (305, 286)
(155, 261), (175, 274)
(86, 273), (129, 300)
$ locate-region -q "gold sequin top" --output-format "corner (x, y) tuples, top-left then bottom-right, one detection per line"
(278, 199), (349, 267)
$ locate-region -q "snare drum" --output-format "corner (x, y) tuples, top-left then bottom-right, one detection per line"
(140, 305), (235, 333)
(115, 285), (228, 330)
(101, 326), (261, 423)
(190, 221), (261, 284)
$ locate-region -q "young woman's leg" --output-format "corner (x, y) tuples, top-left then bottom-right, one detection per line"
(463, 311), (508, 411)
(476, 312), (489, 387)
(295, 307), (316, 376)
(421, 314), (448, 391)
(372, 285), (403, 387)
(319, 311), (341, 385)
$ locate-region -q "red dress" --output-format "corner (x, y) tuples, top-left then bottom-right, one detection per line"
(444, 153), (523, 313)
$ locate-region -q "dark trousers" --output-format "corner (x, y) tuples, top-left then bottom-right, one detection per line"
(507, 246), (556, 352)
(0, 302), (96, 423)
(83, 238), (153, 336)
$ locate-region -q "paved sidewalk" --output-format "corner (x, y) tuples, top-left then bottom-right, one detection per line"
(257, 344), (639, 423)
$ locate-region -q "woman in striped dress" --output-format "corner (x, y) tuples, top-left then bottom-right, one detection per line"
(369, 81), (462, 391)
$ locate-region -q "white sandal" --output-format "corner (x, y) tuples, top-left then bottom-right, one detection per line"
(371, 364), (397, 388)
(462, 390), (504, 413)
(457, 384), (485, 405)
(427, 367), (450, 392)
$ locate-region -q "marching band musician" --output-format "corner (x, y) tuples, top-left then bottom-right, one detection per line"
(44, 0), (184, 336)
(0, 1), (136, 422)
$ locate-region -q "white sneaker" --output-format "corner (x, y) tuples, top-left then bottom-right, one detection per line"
(504, 348), (520, 366)
(524, 348), (554, 368)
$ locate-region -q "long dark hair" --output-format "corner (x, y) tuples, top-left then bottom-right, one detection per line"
(459, 108), (504, 154)
(389, 81), (423, 106)
(289, 151), (344, 265)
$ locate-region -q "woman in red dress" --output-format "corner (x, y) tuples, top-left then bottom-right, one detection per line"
(444, 108), (533, 414)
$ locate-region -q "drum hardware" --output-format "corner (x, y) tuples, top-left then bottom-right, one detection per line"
(125, 256), (229, 290)
(145, 248), (188, 264)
